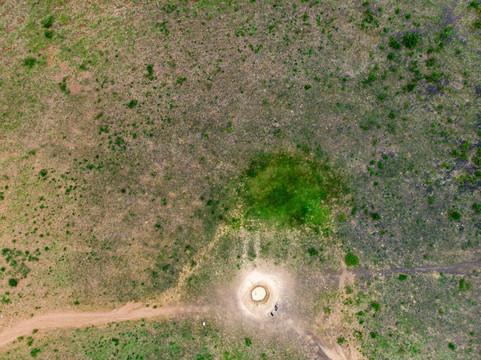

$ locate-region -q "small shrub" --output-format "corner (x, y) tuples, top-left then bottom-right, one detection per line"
(345, 252), (359, 266)
(447, 209), (461, 221)
(126, 99), (138, 108)
(389, 37), (401, 49)
(472, 203), (481, 214)
(370, 212), (381, 220)
(30, 348), (41, 357)
(22, 57), (37, 68)
(8, 278), (18, 287)
(474, 19), (481, 29)
(307, 247), (319, 256)
(145, 64), (154, 80)
(398, 274), (408, 281)
(244, 337), (252, 346)
(304, 84), (312, 90)
(41, 15), (54, 28)
(176, 77), (187, 85)
(39, 169), (48, 177)
(370, 301), (381, 312)
(337, 337), (346, 344)
(425, 71), (443, 83)
(402, 33), (420, 49)
(448, 342), (455, 351)
(426, 58), (436, 67)
(44, 30), (54, 38)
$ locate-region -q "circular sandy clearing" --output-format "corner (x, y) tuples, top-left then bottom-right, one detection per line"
(251, 285), (268, 302)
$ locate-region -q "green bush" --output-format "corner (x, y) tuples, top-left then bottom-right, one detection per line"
(41, 15), (54, 28)
(448, 342), (455, 351)
(244, 337), (252, 346)
(447, 209), (461, 221)
(402, 33), (420, 49)
(345, 252), (359, 266)
(22, 57), (37, 68)
(398, 274), (407, 281)
(30, 348), (41, 357)
(8, 278), (18, 287)
(307, 247), (319, 256)
(126, 99), (138, 108)
(370, 301), (381, 311)
(389, 37), (401, 49)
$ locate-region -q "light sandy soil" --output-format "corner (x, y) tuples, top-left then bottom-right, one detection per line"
(0, 302), (204, 348)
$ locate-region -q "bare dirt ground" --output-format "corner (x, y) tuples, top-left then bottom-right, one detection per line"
(0, 257), (478, 358)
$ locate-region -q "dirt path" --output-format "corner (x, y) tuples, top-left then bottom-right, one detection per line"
(0, 259), (478, 354)
(352, 259), (481, 278)
(0, 302), (205, 348)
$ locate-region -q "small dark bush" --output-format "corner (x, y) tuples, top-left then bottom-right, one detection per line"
(425, 71), (443, 83)
(307, 247), (319, 256)
(44, 30), (54, 38)
(176, 77), (187, 85)
(244, 337), (252, 346)
(389, 37), (401, 49)
(398, 274), (407, 281)
(345, 252), (359, 266)
(22, 57), (37, 68)
(426, 58), (436, 67)
(474, 19), (481, 29)
(448, 342), (455, 351)
(337, 337), (346, 344)
(447, 209), (461, 221)
(30, 348), (41, 357)
(304, 84), (312, 90)
(370, 212), (381, 220)
(472, 203), (481, 214)
(402, 33), (420, 49)
(8, 278), (18, 287)
(126, 99), (138, 108)
(41, 15), (54, 28)
(370, 301), (381, 312)
(39, 169), (48, 177)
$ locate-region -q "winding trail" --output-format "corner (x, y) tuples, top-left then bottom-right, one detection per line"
(0, 302), (205, 348)
(0, 259), (478, 355)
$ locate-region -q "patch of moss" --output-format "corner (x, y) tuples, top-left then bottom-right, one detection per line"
(243, 152), (345, 230)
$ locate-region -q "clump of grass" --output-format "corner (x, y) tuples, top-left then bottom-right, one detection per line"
(345, 252), (359, 266)
(389, 37), (401, 49)
(126, 99), (138, 108)
(402, 33), (420, 49)
(22, 57), (37, 68)
(447, 209), (461, 221)
(243, 152), (345, 229)
(8, 278), (18, 287)
(41, 15), (54, 28)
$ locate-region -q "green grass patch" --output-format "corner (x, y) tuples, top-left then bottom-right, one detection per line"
(243, 152), (345, 230)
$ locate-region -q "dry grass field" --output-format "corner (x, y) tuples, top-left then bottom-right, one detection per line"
(0, 0), (480, 358)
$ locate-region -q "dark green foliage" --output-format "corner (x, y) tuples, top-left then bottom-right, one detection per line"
(41, 15), (54, 28)
(474, 19), (481, 29)
(176, 77), (187, 85)
(345, 252), (359, 266)
(22, 57), (37, 68)
(425, 71), (443, 82)
(244, 337), (252, 346)
(472, 203), (481, 214)
(370, 301), (381, 312)
(426, 58), (436, 67)
(398, 274), (408, 281)
(389, 37), (401, 49)
(145, 64), (154, 80)
(8, 278), (18, 287)
(126, 99), (138, 108)
(337, 337), (346, 344)
(44, 30), (54, 38)
(402, 33), (420, 49)
(30, 348), (41, 357)
(448, 343), (455, 351)
(447, 209), (461, 221)
(307, 247), (319, 256)
(370, 212), (381, 220)
(243, 152), (345, 228)
(39, 169), (48, 177)
(304, 84), (312, 90)
(58, 77), (70, 94)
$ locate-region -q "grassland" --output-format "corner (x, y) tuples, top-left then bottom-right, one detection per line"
(0, 0), (480, 358)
